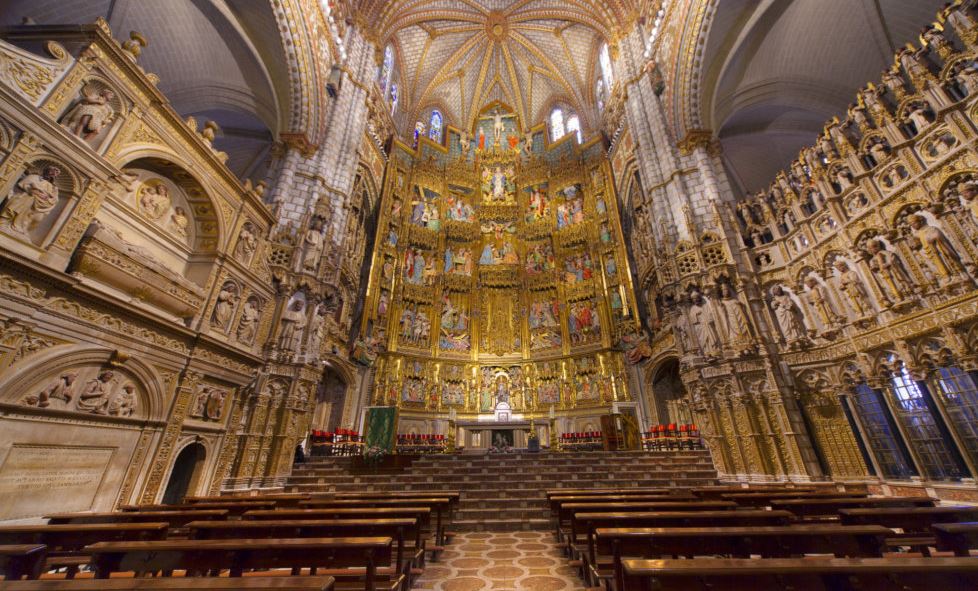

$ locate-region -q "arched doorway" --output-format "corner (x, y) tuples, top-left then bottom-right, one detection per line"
(650, 359), (691, 425)
(313, 367), (348, 432)
(161, 442), (206, 504)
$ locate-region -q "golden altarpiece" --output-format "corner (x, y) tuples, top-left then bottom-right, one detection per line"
(357, 105), (643, 438)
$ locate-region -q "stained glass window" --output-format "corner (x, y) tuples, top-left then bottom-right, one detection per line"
(550, 108), (565, 142)
(849, 384), (915, 479)
(379, 45), (393, 94)
(389, 82), (398, 114)
(599, 43), (614, 88)
(567, 115), (581, 144)
(429, 110), (443, 143)
(596, 78), (606, 112)
(934, 366), (978, 468)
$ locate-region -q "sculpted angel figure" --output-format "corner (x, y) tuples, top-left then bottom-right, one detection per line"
(108, 383), (137, 417)
(0, 166), (61, 236)
(169, 206), (190, 238)
(61, 84), (115, 140)
(23, 373), (77, 408)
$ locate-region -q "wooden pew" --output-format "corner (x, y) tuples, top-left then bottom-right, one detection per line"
(332, 492), (461, 534)
(46, 510), (228, 529)
(571, 509), (793, 567)
(545, 488), (674, 501)
(548, 493), (695, 517)
(298, 499), (451, 548)
(620, 556), (978, 591)
(5, 577), (335, 590)
(771, 497), (937, 521)
(0, 544), (47, 580)
(721, 491), (867, 508)
(840, 506), (978, 554)
(87, 537), (397, 591)
(595, 525), (889, 591)
(690, 485), (819, 500)
(555, 500), (735, 541)
(121, 502), (274, 517)
(934, 522), (978, 557)
(0, 523), (168, 578)
(184, 494), (312, 509)
(187, 518), (422, 580)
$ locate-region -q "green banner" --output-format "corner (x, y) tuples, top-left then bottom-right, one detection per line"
(364, 406), (398, 452)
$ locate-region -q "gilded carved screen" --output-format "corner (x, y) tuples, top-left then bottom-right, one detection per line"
(360, 109), (640, 418)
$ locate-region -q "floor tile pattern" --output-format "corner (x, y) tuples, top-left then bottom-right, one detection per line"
(414, 531), (585, 591)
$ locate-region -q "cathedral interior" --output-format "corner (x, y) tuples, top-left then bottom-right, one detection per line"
(6, 0), (978, 587)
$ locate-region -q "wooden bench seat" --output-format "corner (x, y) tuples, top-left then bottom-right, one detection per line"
(934, 522), (978, 556)
(297, 499), (450, 548)
(121, 502), (274, 517)
(0, 523), (169, 578)
(86, 537), (397, 591)
(0, 544), (47, 580)
(187, 519), (423, 581)
(721, 491), (867, 508)
(840, 506), (978, 554)
(184, 494), (312, 509)
(4, 576), (335, 590)
(771, 496), (936, 520)
(594, 525), (890, 591)
(620, 556), (978, 590)
(46, 510), (228, 529)
(555, 500), (735, 542)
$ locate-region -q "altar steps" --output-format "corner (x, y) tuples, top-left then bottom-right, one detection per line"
(285, 450), (719, 532)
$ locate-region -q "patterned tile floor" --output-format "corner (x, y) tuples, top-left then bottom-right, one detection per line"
(414, 531), (586, 591)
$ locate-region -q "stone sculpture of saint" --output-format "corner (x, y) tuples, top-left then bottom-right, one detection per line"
(834, 259), (872, 317)
(236, 298), (260, 344)
(234, 223), (257, 263)
(298, 218), (325, 272)
(771, 286), (806, 345)
(909, 214), (967, 284)
(0, 166), (61, 236)
(108, 383), (137, 417)
(687, 290), (722, 358)
(77, 370), (114, 414)
(803, 275), (842, 327)
(213, 283), (237, 330)
(278, 300), (307, 352)
(169, 206), (189, 238)
(718, 284), (754, 354)
(61, 84), (115, 140)
(866, 239), (914, 303)
(23, 373), (77, 408)
(139, 183), (171, 221)
(493, 112), (504, 146)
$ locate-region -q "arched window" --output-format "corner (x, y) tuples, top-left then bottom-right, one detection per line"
(848, 384), (916, 479)
(379, 45), (394, 94)
(429, 110), (443, 143)
(566, 115), (581, 144)
(933, 366), (978, 467)
(595, 78), (606, 112)
(599, 43), (614, 89)
(550, 108), (565, 142)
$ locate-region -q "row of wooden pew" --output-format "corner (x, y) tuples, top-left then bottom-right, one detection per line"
(546, 484), (978, 590)
(0, 490), (461, 591)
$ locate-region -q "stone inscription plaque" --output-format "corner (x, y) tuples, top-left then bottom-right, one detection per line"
(0, 444), (115, 519)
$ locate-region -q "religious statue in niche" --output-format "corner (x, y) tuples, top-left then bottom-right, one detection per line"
(596, 195), (607, 215)
(22, 373), (77, 408)
(234, 222), (258, 264)
(770, 285), (808, 348)
(529, 296), (562, 350)
(605, 254), (618, 276)
(610, 289), (626, 319)
(866, 238), (915, 306)
(403, 247), (435, 285)
(138, 181), (171, 221)
(377, 290), (390, 317)
(277, 299), (307, 353)
(236, 296), (261, 344)
(687, 290), (722, 359)
(307, 303), (327, 359)
(296, 217), (325, 273)
(443, 246), (473, 275)
(212, 281), (238, 333)
(481, 164), (516, 203)
(60, 82), (116, 142)
(77, 370), (115, 414)
(439, 295), (470, 352)
(803, 274), (843, 331)
(568, 299), (601, 345)
(410, 188), (442, 230)
(0, 165), (62, 240)
(717, 283), (755, 356)
(599, 222), (612, 243)
(907, 213), (971, 287)
(563, 252), (594, 283)
(555, 185), (584, 228)
(479, 221), (518, 265)
(445, 193), (475, 222)
(525, 242), (555, 275)
(524, 185), (550, 223)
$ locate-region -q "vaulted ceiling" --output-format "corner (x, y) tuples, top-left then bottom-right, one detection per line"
(356, 0), (634, 133)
